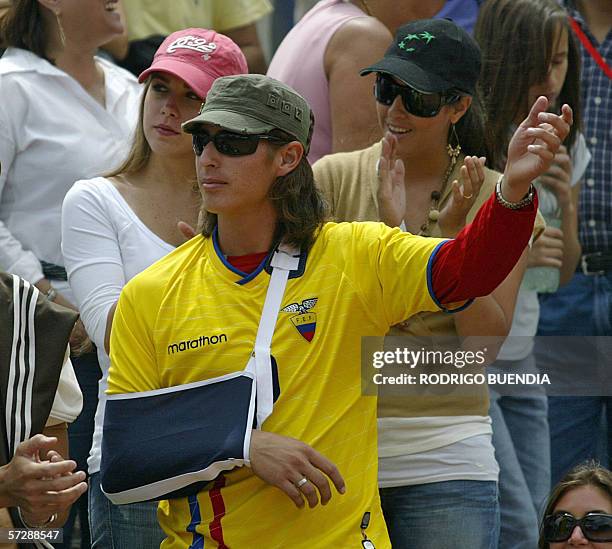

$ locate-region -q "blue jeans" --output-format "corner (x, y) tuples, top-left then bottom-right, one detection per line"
(379, 480), (499, 549)
(489, 357), (550, 549)
(537, 272), (612, 484)
(88, 472), (164, 548)
(54, 351), (101, 549)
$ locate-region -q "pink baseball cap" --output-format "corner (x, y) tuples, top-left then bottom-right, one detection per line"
(138, 28), (248, 99)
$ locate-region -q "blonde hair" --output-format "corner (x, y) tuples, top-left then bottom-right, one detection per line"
(106, 81), (153, 177)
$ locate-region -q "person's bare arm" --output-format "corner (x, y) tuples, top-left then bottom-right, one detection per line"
(39, 423), (72, 527)
(104, 302), (118, 355)
(225, 23), (268, 74)
(325, 17), (392, 154)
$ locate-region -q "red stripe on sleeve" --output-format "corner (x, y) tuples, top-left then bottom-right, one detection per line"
(208, 475), (228, 549)
(431, 190), (538, 304)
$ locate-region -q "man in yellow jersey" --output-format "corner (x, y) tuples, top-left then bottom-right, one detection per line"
(100, 74), (571, 548)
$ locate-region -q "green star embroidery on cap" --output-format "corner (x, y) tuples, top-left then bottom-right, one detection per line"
(398, 38), (416, 52)
(420, 31), (435, 43)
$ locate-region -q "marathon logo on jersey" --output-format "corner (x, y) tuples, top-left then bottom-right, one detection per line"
(166, 36), (217, 59)
(167, 333), (228, 355)
(281, 298), (317, 342)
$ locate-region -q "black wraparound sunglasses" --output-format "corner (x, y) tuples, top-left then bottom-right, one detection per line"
(542, 512), (612, 542)
(374, 74), (460, 118)
(192, 130), (287, 157)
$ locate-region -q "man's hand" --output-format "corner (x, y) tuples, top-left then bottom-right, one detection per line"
(504, 97), (573, 201)
(0, 435), (87, 524)
(377, 132), (406, 228)
(439, 156), (487, 238)
(528, 226), (564, 269)
(249, 430), (345, 509)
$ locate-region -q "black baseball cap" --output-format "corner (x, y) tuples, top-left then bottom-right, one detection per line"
(360, 18), (481, 95)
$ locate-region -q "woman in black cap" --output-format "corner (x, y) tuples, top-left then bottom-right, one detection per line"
(314, 17), (540, 549)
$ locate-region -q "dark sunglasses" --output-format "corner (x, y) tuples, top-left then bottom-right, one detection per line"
(192, 130), (287, 157)
(374, 74), (460, 118)
(543, 512), (612, 542)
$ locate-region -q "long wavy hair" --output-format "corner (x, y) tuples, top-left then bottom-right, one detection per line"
(538, 461), (612, 548)
(106, 80), (153, 177)
(200, 129), (328, 252)
(475, 0), (581, 171)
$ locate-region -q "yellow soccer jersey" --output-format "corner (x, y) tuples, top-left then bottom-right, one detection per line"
(108, 221), (444, 548)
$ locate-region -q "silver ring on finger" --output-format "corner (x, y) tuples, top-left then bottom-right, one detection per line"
(295, 477), (309, 489)
(462, 193), (473, 200)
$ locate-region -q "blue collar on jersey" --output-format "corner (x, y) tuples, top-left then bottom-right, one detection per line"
(212, 226), (307, 285)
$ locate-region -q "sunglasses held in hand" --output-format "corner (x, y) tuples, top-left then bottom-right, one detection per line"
(374, 74), (460, 118)
(542, 512), (612, 542)
(192, 130), (287, 157)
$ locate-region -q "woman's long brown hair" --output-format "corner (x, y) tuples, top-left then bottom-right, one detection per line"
(475, 0), (581, 171)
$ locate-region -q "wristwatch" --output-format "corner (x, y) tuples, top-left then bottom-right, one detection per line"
(495, 176), (535, 210)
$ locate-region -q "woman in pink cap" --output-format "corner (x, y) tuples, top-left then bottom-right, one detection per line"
(61, 28), (247, 547)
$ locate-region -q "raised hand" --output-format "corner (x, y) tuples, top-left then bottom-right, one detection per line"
(438, 156), (486, 238)
(249, 430), (345, 509)
(504, 97), (573, 202)
(376, 132), (406, 228)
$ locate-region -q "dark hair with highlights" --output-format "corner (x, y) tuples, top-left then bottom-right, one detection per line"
(475, 0), (581, 171)
(538, 461), (612, 549)
(1, 0), (48, 58)
(200, 129), (328, 251)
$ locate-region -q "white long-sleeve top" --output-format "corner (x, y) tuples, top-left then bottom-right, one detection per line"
(0, 48), (141, 303)
(61, 177), (175, 473)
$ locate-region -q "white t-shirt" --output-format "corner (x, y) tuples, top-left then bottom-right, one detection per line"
(0, 48), (141, 303)
(61, 177), (175, 473)
(47, 348), (83, 426)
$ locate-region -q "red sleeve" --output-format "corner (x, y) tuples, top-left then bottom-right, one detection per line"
(430, 190), (538, 305)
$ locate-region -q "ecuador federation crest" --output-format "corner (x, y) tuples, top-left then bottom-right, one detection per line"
(281, 298), (318, 342)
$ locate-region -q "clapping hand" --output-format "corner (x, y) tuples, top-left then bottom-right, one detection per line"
(439, 156), (487, 238)
(0, 435), (87, 526)
(503, 97), (573, 201)
(376, 132), (406, 228)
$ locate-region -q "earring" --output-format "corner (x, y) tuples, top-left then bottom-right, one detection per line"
(446, 123), (461, 167)
(55, 11), (66, 47)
